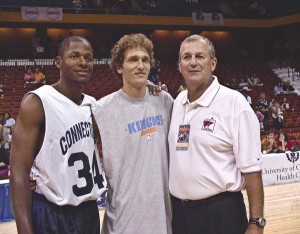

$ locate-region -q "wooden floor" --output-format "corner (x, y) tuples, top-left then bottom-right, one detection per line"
(242, 182), (300, 234)
(1, 182), (300, 234)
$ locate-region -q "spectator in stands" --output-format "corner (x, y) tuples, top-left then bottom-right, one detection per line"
(144, 0), (156, 8)
(282, 81), (296, 94)
(0, 115), (11, 151)
(273, 81), (284, 95)
(247, 74), (263, 87)
(0, 84), (3, 95)
(248, 0), (266, 16)
(229, 78), (239, 90)
(0, 114), (10, 179)
(42, 32), (54, 58)
(256, 110), (265, 131)
(73, 0), (83, 12)
(261, 131), (277, 154)
(256, 91), (269, 130)
(0, 142), (9, 179)
(33, 67), (46, 84)
(247, 75), (255, 87)
(241, 88), (252, 106)
(177, 84), (186, 94)
(225, 79), (236, 90)
(4, 112), (15, 132)
(253, 73), (263, 86)
(31, 33), (41, 59)
(276, 132), (294, 152)
(161, 83), (168, 92)
(148, 59), (160, 84)
(23, 68), (34, 83)
(238, 77), (251, 90)
(270, 99), (283, 130)
(281, 97), (290, 111)
(269, 97), (275, 107)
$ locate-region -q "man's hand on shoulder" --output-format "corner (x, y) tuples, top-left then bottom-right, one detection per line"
(146, 80), (162, 96)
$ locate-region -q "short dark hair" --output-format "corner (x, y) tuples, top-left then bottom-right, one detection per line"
(58, 36), (93, 57)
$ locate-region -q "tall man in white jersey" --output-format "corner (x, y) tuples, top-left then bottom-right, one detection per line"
(93, 33), (173, 234)
(10, 36), (105, 234)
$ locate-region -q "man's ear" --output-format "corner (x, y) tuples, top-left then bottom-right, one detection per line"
(55, 56), (61, 69)
(211, 57), (217, 72)
(117, 66), (123, 75)
(178, 64), (182, 73)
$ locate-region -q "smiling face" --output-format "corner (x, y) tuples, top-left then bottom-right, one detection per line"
(268, 133), (274, 140)
(178, 39), (217, 89)
(56, 40), (93, 85)
(279, 133), (286, 141)
(117, 46), (151, 91)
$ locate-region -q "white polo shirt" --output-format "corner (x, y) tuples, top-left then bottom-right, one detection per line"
(169, 76), (262, 200)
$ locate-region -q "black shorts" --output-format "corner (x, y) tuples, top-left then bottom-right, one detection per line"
(32, 192), (100, 234)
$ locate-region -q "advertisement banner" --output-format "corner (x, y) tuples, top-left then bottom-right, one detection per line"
(262, 151), (300, 186)
(192, 12), (224, 25)
(21, 7), (63, 21)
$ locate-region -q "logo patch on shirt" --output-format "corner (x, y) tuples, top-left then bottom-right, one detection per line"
(127, 115), (163, 136)
(201, 117), (216, 133)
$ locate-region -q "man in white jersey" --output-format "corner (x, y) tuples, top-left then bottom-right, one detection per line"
(93, 33), (173, 234)
(10, 36), (105, 234)
(168, 35), (265, 234)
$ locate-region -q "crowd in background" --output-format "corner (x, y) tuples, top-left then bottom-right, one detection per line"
(221, 71), (300, 154)
(261, 131), (295, 154)
(0, 112), (15, 179)
(23, 67), (46, 86)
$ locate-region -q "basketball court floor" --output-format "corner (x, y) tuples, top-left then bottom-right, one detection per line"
(1, 182), (299, 234)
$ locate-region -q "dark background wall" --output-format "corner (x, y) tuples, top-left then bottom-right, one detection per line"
(0, 24), (299, 60)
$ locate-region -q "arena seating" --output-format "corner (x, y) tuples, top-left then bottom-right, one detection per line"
(0, 0), (299, 19)
(1, 58), (300, 134)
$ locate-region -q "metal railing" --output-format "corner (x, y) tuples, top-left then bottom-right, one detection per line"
(0, 58), (110, 67)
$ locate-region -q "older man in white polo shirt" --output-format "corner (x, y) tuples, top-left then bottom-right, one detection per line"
(168, 35), (265, 234)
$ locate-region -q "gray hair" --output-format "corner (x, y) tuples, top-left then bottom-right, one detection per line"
(178, 35), (216, 61)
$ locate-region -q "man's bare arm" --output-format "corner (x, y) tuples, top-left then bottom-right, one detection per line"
(244, 171), (265, 234)
(10, 94), (45, 234)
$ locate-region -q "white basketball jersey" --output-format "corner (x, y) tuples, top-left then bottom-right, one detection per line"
(29, 85), (105, 206)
